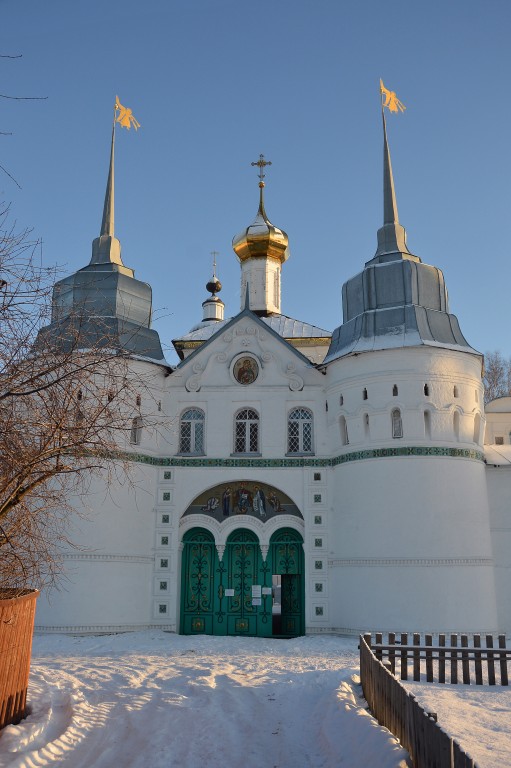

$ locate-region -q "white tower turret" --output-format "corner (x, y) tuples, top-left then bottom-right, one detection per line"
(324, 105), (497, 634)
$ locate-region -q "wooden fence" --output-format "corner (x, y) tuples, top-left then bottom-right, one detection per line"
(368, 632), (510, 686)
(360, 634), (478, 768)
(0, 589), (39, 730)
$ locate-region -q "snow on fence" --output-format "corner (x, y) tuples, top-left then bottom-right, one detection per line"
(360, 634), (478, 768)
(368, 632), (510, 686)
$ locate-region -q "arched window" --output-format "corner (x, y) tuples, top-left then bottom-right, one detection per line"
(453, 385), (459, 398)
(392, 385), (398, 396)
(424, 383), (430, 396)
(179, 408), (205, 454)
(473, 413), (481, 444)
(424, 410), (431, 439)
(391, 408), (403, 439)
(453, 411), (460, 441)
(234, 408), (259, 454)
(340, 394), (344, 406)
(363, 388), (368, 401)
(340, 415), (349, 446)
(288, 408), (313, 454)
(130, 416), (143, 445)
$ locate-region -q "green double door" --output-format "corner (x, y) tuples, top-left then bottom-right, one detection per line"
(181, 527), (304, 637)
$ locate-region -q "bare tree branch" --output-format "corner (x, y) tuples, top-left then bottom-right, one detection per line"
(0, 205), (167, 592)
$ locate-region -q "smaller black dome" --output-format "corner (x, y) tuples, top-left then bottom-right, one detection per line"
(206, 278), (222, 295)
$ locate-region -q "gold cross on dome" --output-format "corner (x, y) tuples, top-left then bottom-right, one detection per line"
(210, 250), (219, 275)
(251, 154), (272, 182)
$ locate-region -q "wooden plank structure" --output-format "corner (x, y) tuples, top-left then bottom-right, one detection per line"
(365, 632), (510, 685)
(360, 634), (478, 768)
(0, 589), (39, 730)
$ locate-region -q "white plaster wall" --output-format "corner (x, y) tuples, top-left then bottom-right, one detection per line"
(35, 462), (159, 631)
(328, 457), (497, 633)
(325, 346), (485, 454)
(486, 466), (511, 634)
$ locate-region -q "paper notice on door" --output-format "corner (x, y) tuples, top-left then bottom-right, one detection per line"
(251, 585), (262, 597)
(225, 589), (235, 597)
(262, 587), (272, 595)
(252, 598), (262, 606)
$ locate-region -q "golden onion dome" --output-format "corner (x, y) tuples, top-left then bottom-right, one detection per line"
(232, 180), (289, 264)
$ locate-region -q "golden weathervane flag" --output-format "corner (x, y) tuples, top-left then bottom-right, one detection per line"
(115, 96), (141, 130)
(380, 79), (406, 114)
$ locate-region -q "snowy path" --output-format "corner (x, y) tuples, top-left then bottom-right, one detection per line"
(0, 632), (409, 768)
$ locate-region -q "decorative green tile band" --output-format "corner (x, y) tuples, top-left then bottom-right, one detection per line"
(115, 446), (485, 468)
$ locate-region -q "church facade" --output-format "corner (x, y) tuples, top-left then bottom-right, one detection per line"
(34, 126), (511, 637)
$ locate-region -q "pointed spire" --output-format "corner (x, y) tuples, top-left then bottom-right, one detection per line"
(373, 111), (418, 263)
(100, 123), (115, 237)
(382, 112), (399, 226)
(90, 120), (131, 272)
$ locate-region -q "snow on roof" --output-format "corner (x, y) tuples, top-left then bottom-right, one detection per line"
(173, 313), (331, 344)
(484, 444), (511, 466)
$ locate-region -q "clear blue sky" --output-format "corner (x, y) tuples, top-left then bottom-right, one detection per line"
(2, 0), (510, 364)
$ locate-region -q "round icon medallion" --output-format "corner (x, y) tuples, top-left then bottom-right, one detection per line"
(233, 356), (259, 385)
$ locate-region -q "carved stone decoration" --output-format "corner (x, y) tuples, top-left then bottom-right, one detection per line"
(185, 375), (201, 392)
(288, 376), (304, 392)
(216, 352), (228, 363)
(222, 332), (233, 343)
(216, 544), (226, 560)
(261, 351), (272, 363)
(260, 544), (269, 562)
(283, 362), (304, 391)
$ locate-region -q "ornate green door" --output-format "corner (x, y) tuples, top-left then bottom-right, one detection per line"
(223, 529), (272, 637)
(181, 526), (304, 637)
(270, 529), (305, 637)
(180, 528), (218, 634)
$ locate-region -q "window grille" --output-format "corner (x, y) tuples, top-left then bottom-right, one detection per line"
(234, 408), (259, 453)
(179, 409), (205, 454)
(288, 408), (313, 454)
(391, 408), (403, 439)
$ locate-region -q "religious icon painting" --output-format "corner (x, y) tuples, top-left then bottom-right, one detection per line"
(233, 356), (259, 385)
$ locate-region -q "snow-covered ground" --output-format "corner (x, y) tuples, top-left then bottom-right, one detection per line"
(1, 632), (510, 768)
(0, 632), (410, 768)
(405, 680), (511, 768)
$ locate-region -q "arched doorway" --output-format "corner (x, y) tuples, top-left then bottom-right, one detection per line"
(180, 525), (304, 637)
(180, 527), (218, 635)
(270, 528), (305, 638)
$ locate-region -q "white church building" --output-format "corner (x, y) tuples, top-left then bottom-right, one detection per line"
(35, 121), (511, 638)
